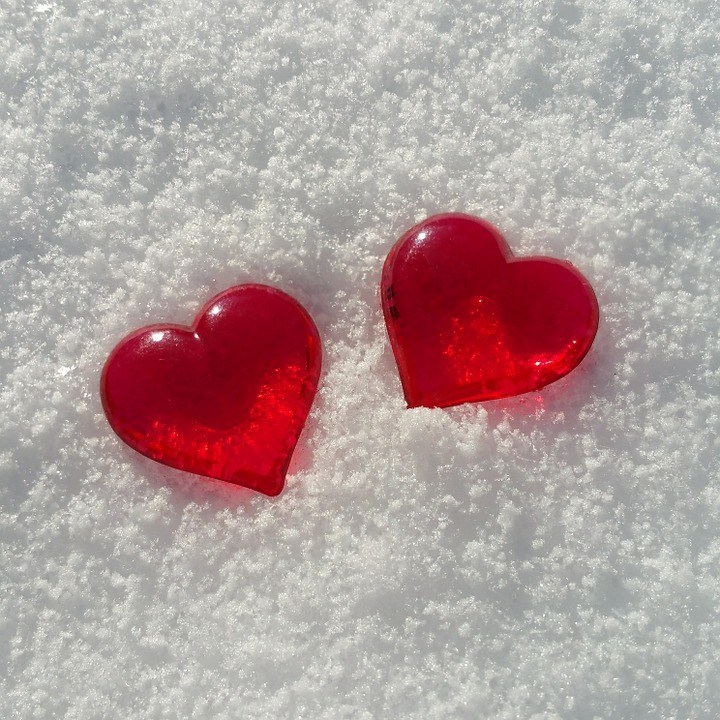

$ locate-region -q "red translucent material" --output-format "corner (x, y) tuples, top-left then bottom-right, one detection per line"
(381, 214), (599, 408)
(101, 285), (321, 496)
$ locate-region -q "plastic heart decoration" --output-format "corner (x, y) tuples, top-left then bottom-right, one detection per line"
(101, 285), (321, 496)
(381, 214), (599, 408)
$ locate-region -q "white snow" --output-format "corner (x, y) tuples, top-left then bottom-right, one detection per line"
(2, 0), (719, 717)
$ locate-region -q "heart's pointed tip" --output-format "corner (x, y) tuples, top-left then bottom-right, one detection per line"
(252, 483), (285, 497)
(403, 387), (423, 409)
(405, 393), (443, 410)
(260, 479), (285, 497)
(224, 469), (286, 497)
(408, 396), (473, 411)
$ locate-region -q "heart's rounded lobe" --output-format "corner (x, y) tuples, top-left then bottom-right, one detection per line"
(381, 214), (599, 408)
(101, 285), (321, 495)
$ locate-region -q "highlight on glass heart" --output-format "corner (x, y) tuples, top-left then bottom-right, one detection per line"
(381, 213), (599, 409)
(101, 284), (322, 496)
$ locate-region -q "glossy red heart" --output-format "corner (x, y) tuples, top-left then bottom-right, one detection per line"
(381, 214), (599, 408)
(101, 285), (321, 496)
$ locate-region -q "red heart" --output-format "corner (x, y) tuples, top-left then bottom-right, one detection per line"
(381, 214), (599, 408)
(101, 285), (321, 496)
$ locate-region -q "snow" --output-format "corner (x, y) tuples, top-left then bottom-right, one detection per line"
(1, 0), (719, 717)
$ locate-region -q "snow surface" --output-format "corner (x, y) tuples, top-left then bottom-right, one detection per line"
(2, 0), (720, 717)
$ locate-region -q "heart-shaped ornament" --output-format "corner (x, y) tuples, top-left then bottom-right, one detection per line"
(101, 285), (321, 496)
(381, 214), (599, 408)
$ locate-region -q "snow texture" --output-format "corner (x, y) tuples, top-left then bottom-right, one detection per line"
(2, 0), (719, 717)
